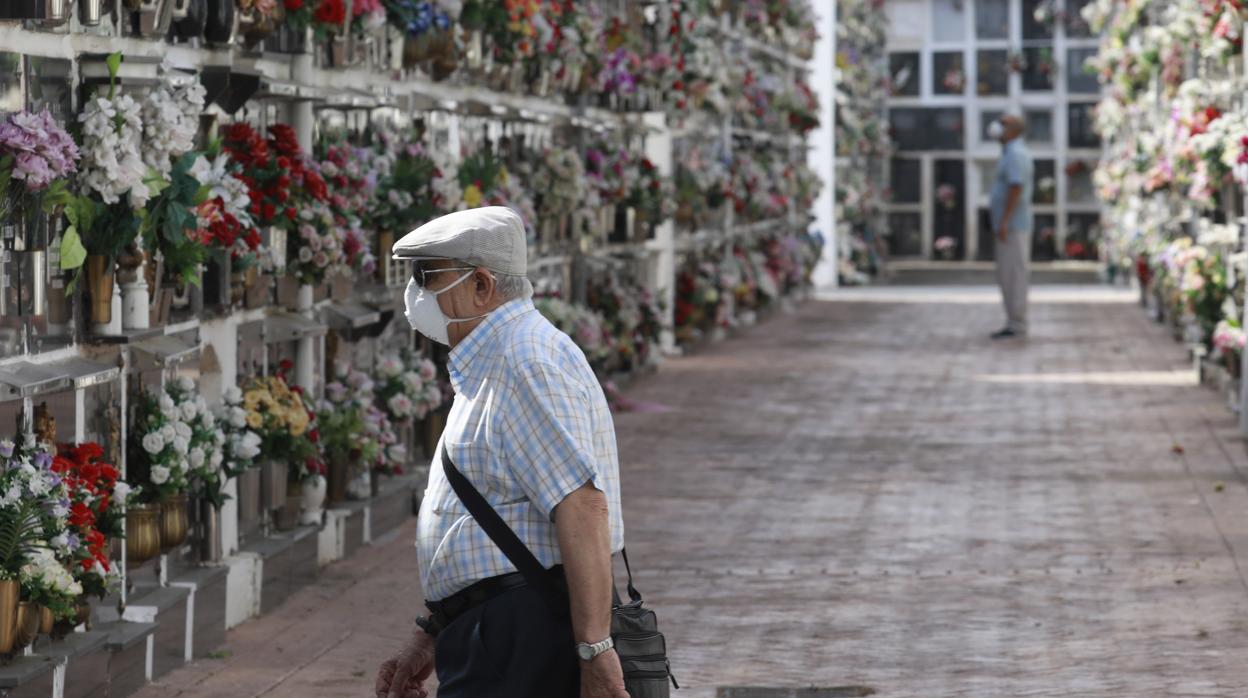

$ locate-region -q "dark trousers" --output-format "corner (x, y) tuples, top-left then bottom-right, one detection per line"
(434, 585), (579, 697)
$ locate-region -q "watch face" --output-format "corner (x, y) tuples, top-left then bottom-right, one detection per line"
(577, 645), (593, 661)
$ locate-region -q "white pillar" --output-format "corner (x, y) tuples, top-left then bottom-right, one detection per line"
(295, 284), (316, 392)
(644, 112), (678, 353)
(810, 0), (839, 289)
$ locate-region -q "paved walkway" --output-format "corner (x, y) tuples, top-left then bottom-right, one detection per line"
(139, 286), (1248, 697)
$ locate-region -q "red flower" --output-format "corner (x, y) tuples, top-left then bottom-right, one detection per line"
(279, 359), (294, 372)
(262, 203), (277, 220)
(276, 156), (291, 170)
(285, 0), (302, 8)
(314, 0), (346, 25)
(69, 502), (94, 529)
(308, 430), (319, 444)
(285, 207), (297, 220)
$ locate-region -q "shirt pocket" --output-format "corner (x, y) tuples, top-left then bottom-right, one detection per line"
(441, 439), (511, 502)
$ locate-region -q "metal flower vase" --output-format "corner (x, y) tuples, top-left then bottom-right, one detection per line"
(13, 602), (40, 650)
(159, 494), (190, 552)
(126, 503), (162, 565)
(38, 606), (53, 635)
(199, 499), (222, 563)
(261, 460), (289, 511)
(85, 255), (114, 326)
(0, 580), (18, 654)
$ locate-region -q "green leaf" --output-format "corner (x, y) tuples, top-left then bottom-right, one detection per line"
(105, 52), (122, 98)
(60, 226), (87, 270)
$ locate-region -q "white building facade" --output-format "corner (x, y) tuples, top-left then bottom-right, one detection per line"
(883, 0), (1102, 262)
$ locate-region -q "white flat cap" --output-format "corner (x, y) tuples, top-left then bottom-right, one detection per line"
(391, 206), (527, 277)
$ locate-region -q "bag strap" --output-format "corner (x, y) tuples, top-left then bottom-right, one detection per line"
(440, 444), (640, 611)
(441, 443), (568, 617)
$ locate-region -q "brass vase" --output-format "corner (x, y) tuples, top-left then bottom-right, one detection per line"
(126, 503), (162, 565)
(14, 602), (40, 650)
(38, 606), (53, 635)
(74, 600), (91, 628)
(85, 254), (114, 325)
(0, 580), (18, 654)
(159, 494), (190, 551)
(327, 455), (350, 504)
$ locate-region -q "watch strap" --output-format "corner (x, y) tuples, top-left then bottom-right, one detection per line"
(577, 635), (614, 661)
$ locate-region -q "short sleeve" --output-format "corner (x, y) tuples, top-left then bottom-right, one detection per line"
(502, 359), (601, 520)
(1005, 149), (1025, 186)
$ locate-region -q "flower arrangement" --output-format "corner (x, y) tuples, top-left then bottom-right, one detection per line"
(224, 123), (328, 233)
(142, 152), (212, 286)
(20, 548), (81, 622)
(289, 200), (350, 285)
(319, 363), (382, 484)
(374, 352), (442, 423)
(1214, 317), (1246, 373)
(79, 93), (148, 210)
(242, 367), (324, 481)
(140, 77), (205, 180)
(216, 385), (264, 476)
(587, 278), (663, 369)
(129, 377), (225, 504)
(351, 0), (386, 32)
(531, 145), (586, 220)
(534, 296), (612, 366)
(374, 139), (442, 233)
(52, 442), (129, 600)
(0, 108), (79, 218)
(190, 150), (267, 269)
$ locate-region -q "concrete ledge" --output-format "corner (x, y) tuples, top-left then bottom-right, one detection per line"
(370, 473), (421, 541)
(883, 260), (1104, 286)
(105, 622), (157, 698)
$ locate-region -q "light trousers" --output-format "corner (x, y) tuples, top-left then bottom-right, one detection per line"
(995, 229), (1032, 334)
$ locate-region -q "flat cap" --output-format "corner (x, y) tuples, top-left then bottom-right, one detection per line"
(390, 206), (527, 277)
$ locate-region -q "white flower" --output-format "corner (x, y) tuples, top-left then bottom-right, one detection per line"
(223, 385), (243, 405)
(172, 435), (190, 456)
(180, 401), (199, 421)
(150, 465), (171, 484)
(189, 447), (206, 469)
(387, 394), (414, 417)
(210, 450), (223, 468)
(378, 355), (403, 378)
(402, 371), (424, 394)
(160, 423), (177, 443)
(159, 393), (176, 411)
(174, 421), (193, 439)
(177, 376), (195, 392)
(229, 407), (247, 429)
(113, 481), (132, 504)
(142, 432), (165, 454)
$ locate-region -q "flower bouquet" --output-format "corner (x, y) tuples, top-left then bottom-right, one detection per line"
(388, 0), (457, 68)
(238, 0), (285, 48)
(129, 377), (225, 506)
(0, 108), (79, 224)
(534, 297), (612, 368)
(374, 352), (442, 423)
(51, 442), (129, 611)
(190, 148), (267, 270)
(374, 139), (442, 234)
(532, 145), (587, 222)
(241, 371), (322, 481)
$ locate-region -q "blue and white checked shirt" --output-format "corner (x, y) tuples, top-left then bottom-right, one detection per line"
(415, 297), (625, 602)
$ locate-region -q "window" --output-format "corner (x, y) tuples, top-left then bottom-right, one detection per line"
(932, 159), (966, 259)
(977, 50), (1010, 96)
(1066, 159), (1096, 201)
(1025, 109), (1053, 145)
(975, 0), (1009, 39)
(1066, 0), (1094, 38)
(1021, 46), (1056, 91)
(890, 108), (965, 151)
(1034, 160), (1056, 204)
(932, 0), (967, 42)
(1065, 213), (1102, 259)
(978, 160), (997, 196)
(933, 52), (966, 95)
(1022, 0), (1054, 40)
(1033, 215), (1058, 261)
(889, 53), (921, 97)
(1066, 48), (1099, 94)
(886, 0), (927, 42)
(891, 158), (922, 203)
(1068, 103), (1100, 148)
(887, 213), (924, 256)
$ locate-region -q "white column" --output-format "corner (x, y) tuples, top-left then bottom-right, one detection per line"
(644, 112), (677, 353)
(1239, 45), (1248, 434)
(810, 0), (838, 289)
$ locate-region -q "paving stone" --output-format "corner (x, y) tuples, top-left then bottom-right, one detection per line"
(136, 286), (1248, 696)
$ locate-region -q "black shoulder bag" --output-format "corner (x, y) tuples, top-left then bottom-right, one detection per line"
(441, 444), (678, 696)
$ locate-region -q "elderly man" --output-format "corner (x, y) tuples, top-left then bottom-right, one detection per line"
(988, 112), (1035, 339)
(374, 207), (628, 698)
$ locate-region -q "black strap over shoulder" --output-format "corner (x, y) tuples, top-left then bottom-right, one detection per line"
(440, 443), (638, 614)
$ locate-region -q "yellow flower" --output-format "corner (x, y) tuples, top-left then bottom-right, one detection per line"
(246, 411), (263, 430)
(463, 184), (483, 208)
(243, 391), (262, 410)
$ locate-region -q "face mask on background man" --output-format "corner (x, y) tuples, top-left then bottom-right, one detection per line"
(404, 272), (491, 346)
(987, 120), (1005, 141)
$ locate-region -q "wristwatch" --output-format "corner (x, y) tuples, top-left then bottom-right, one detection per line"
(575, 636), (614, 662)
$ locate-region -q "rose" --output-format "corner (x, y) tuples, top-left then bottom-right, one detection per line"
(171, 436), (190, 456)
(142, 432), (165, 454)
(150, 465), (170, 485)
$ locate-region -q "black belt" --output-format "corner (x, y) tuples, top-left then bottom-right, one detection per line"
(427, 565), (565, 633)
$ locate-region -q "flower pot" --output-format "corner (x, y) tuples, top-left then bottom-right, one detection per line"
(199, 499), (222, 564)
(237, 466), (262, 525)
(13, 602), (40, 650)
(261, 460), (289, 511)
(327, 457), (350, 504)
(0, 580), (18, 654)
(75, 600), (91, 628)
(275, 493), (300, 530)
(126, 503), (162, 565)
(299, 474), (326, 525)
(159, 494), (190, 552)
(38, 606), (53, 635)
(85, 255), (114, 326)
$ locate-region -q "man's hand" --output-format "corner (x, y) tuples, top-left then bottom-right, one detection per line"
(580, 649), (629, 697)
(997, 226), (1008, 243)
(375, 629), (435, 698)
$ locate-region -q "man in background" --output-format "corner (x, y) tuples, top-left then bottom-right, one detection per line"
(988, 113), (1034, 339)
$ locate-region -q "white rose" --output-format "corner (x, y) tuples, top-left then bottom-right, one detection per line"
(189, 447), (205, 469)
(174, 421), (192, 439)
(160, 424), (176, 442)
(223, 386), (243, 405)
(230, 407), (247, 429)
(172, 435), (189, 456)
(180, 401), (198, 421)
(113, 481), (132, 503)
(142, 432), (165, 454)
(150, 465), (170, 484)
(178, 376), (195, 392)
(210, 450), (223, 468)
(159, 393), (175, 411)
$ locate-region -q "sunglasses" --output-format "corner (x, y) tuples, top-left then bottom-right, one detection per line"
(411, 265), (478, 288)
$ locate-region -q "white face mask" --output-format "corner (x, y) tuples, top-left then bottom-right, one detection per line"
(403, 272), (490, 346)
(987, 120), (1005, 141)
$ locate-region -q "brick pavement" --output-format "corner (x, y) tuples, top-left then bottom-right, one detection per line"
(138, 285), (1248, 697)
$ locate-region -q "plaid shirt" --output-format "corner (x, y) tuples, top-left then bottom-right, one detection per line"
(415, 298), (625, 602)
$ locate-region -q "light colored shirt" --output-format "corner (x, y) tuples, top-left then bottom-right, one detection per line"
(415, 297), (624, 602)
(990, 138), (1034, 234)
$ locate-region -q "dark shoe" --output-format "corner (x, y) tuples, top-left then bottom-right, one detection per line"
(990, 329), (1018, 340)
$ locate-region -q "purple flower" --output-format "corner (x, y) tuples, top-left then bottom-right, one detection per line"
(66, 532), (79, 550)
(0, 441), (15, 460)
(33, 450), (51, 469)
(0, 109), (79, 192)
